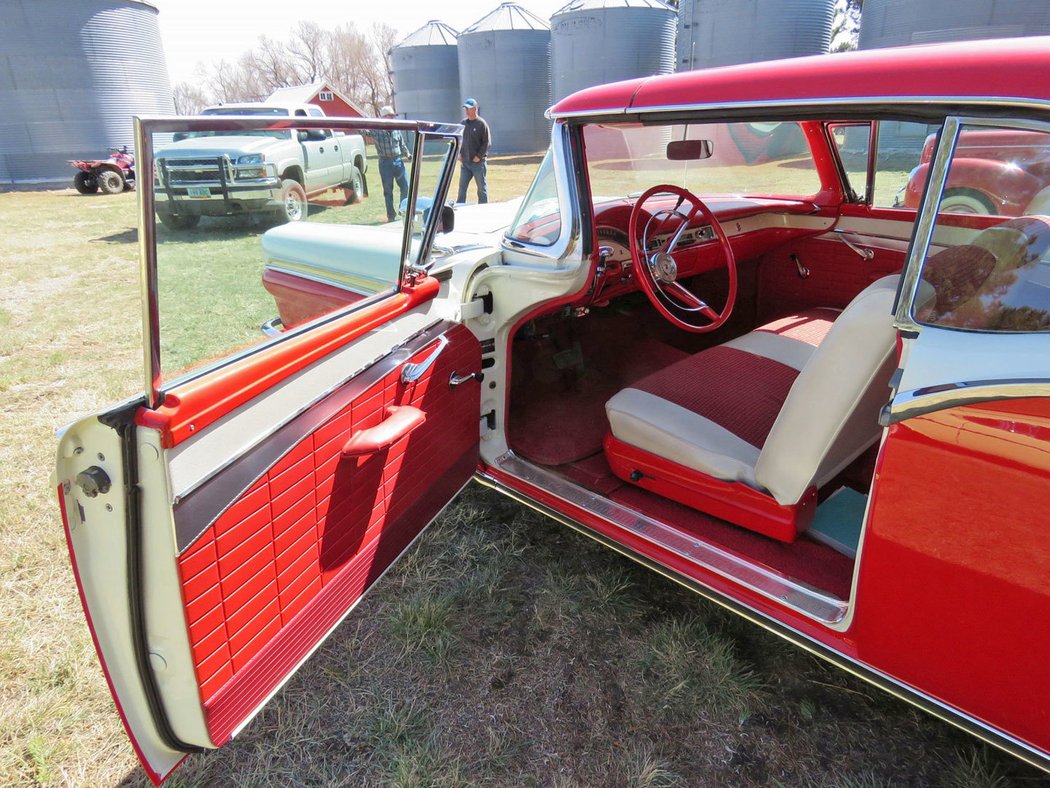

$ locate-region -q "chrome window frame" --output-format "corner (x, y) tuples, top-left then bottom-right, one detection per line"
(134, 115), (461, 409)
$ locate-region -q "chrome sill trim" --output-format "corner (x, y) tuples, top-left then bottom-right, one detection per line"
(890, 378), (1050, 424)
(550, 96), (1050, 121)
(489, 452), (848, 624)
(472, 471), (1050, 776)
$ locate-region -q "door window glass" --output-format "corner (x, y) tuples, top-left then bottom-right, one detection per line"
(149, 117), (444, 385)
(830, 123), (870, 201)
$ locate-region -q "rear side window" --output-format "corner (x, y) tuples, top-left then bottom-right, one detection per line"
(915, 124), (1050, 332)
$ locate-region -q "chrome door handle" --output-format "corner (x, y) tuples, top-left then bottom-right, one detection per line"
(832, 228), (875, 260)
(449, 371), (482, 388)
(400, 335), (448, 384)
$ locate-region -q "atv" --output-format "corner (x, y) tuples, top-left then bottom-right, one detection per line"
(70, 147), (136, 194)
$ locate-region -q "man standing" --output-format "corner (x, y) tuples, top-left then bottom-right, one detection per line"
(372, 106), (411, 223)
(457, 98), (490, 204)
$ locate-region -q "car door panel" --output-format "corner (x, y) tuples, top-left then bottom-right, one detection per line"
(166, 321), (480, 744)
(756, 215), (911, 320)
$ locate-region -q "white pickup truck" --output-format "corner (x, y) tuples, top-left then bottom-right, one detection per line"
(154, 102), (369, 229)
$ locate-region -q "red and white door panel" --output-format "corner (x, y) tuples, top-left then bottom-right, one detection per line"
(55, 114), (475, 783)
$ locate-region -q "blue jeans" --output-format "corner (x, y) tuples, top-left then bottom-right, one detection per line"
(379, 158), (408, 221)
(457, 159), (488, 204)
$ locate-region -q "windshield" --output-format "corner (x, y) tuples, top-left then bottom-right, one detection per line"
(583, 121), (821, 201)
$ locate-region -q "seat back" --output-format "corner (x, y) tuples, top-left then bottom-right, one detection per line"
(753, 276), (900, 505)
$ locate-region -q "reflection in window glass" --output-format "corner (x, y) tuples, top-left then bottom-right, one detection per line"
(916, 124), (1050, 332)
(152, 122), (417, 383)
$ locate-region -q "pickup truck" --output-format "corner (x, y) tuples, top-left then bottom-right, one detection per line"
(154, 102), (368, 229)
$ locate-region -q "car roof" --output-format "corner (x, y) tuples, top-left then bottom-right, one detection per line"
(548, 35), (1050, 119)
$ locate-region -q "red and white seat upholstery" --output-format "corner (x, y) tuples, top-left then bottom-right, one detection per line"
(604, 275), (901, 542)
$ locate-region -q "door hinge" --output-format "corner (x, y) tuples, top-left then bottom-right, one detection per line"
(483, 409), (497, 432)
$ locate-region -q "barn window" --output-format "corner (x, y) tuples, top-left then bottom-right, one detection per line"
(318, 91), (333, 102)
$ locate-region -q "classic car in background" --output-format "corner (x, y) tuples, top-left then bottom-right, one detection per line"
(902, 127), (1050, 215)
(55, 37), (1050, 783)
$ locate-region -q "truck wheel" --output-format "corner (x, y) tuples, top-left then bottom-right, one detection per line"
(157, 210), (201, 230)
(345, 166), (364, 205)
(97, 169), (125, 195)
(73, 171), (99, 194)
(279, 179), (308, 222)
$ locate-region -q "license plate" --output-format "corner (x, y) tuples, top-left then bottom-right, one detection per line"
(186, 186), (210, 198)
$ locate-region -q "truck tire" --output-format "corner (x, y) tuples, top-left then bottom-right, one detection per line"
(345, 166), (364, 205)
(74, 171), (99, 194)
(97, 169), (125, 195)
(157, 210), (201, 230)
(279, 179), (308, 222)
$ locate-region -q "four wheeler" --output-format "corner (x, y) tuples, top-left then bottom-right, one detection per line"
(69, 147), (136, 195)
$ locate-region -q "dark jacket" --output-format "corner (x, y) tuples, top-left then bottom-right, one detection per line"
(461, 116), (491, 163)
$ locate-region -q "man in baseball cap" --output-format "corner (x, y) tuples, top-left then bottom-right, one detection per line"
(457, 98), (490, 204)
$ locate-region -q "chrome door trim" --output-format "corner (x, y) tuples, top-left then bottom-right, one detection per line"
(487, 452), (848, 624)
(888, 379), (1050, 424)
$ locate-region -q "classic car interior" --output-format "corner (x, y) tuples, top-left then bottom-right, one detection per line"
(502, 116), (1050, 604)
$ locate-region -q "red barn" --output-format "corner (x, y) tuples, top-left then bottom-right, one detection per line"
(267, 79), (366, 119)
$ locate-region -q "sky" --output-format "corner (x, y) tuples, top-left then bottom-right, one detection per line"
(152, 0), (569, 85)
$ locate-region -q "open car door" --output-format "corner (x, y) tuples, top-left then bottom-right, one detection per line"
(54, 115), (479, 783)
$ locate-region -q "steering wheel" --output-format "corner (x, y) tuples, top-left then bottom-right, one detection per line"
(628, 184), (738, 333)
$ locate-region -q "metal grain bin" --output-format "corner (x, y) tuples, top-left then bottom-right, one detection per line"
(551, 0), (676, 103)
(390, 21), (461, 125)
(859, 0), (1050, 49)
(457, 3), (551, 155)
(677, 0), (835, 71)
(0, 0), (175, 184)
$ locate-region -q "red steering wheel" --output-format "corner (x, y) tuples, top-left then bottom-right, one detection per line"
(628, 184), (738, 333)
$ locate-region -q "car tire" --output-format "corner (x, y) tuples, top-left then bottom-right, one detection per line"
(97, 169), (125, 195)
(278, 179), (308, 222)
(344, 166), (364, 205)
(73, 171), (99, 194)
(940, 188), (996, 215)
(157, 210), (201, 230)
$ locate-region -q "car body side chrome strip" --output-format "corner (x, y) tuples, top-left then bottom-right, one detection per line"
(488, 452), (848, 624)
(889, 378), (1050, 424)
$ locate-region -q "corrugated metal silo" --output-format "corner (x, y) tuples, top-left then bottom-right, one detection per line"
(859, 0), (1050, 49)
(551, 0), (676, 103)
(457, 3), (551, 155)
(390, 21), (461, 124)
(0, 0), (175, 184)
(677, 0), (835, 71)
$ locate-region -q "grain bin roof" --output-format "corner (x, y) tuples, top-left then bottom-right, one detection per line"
(553, 0), (673, 13)
(395, 20), (459, 48)
(463, 2), (551, 33)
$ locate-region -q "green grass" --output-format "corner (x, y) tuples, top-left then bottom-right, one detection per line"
(0, 170), (1046, 787)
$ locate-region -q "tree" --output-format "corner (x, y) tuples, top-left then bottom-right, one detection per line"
(170, 21), (396, 115)
(832, 0), (863, 52)
(172, 80), (209, 115)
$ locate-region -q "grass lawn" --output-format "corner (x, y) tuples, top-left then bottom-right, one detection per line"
(0, 161), (1042, 786)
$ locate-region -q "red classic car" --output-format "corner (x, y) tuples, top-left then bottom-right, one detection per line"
(902, 127), (1050, 215)
(55, 36), (1050, 783)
